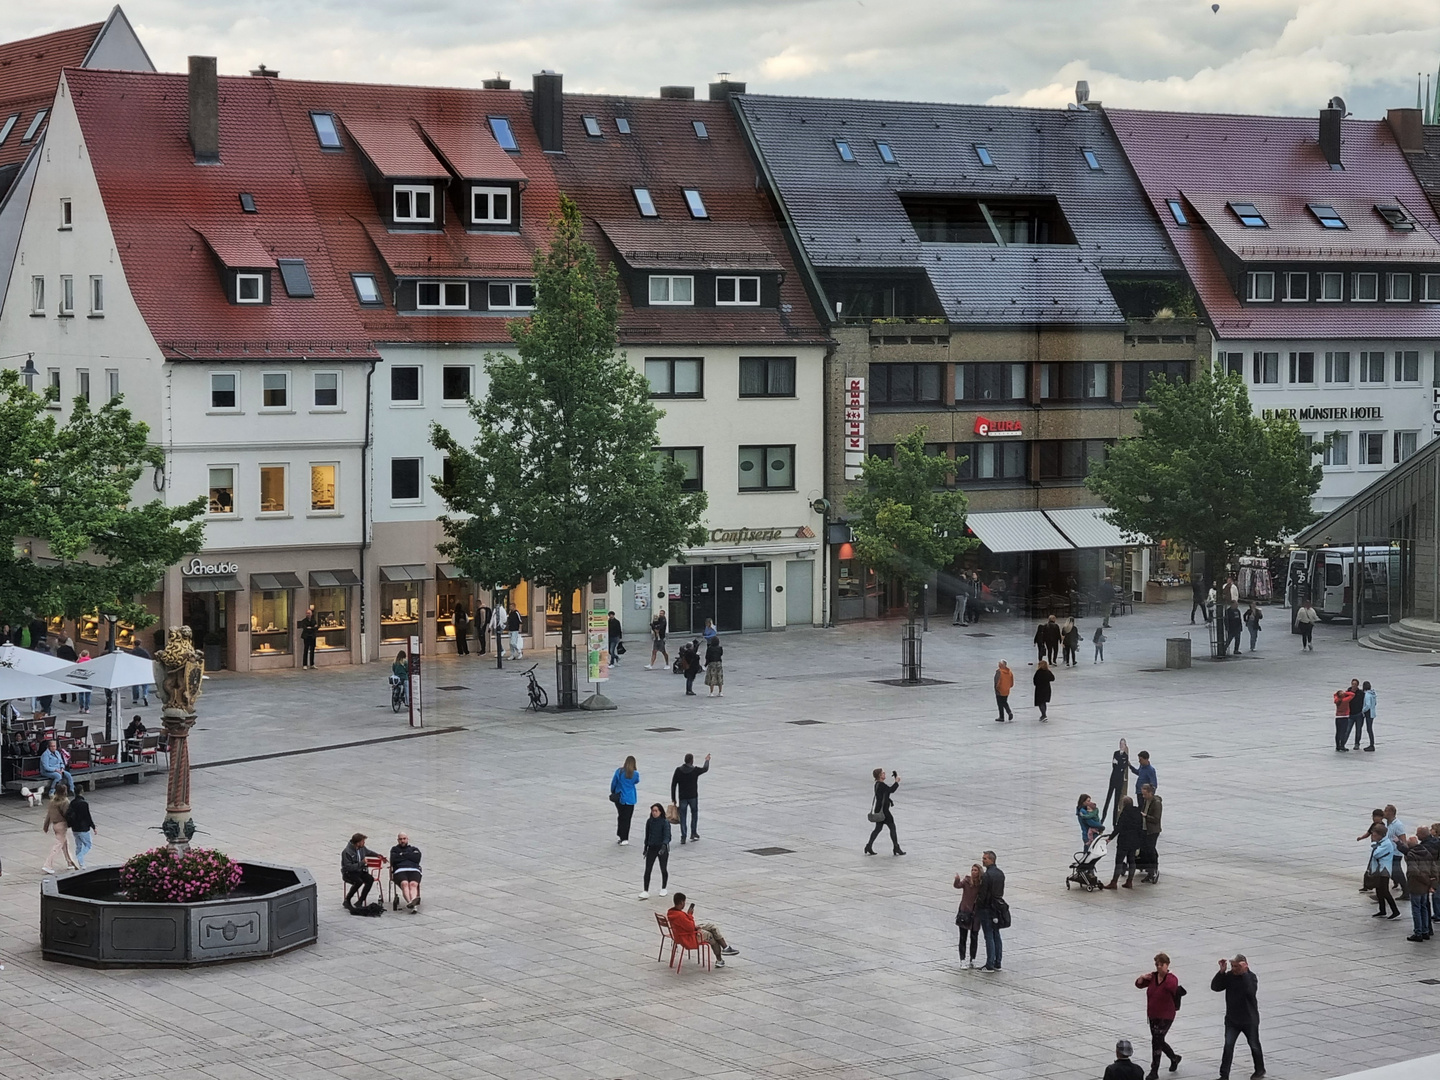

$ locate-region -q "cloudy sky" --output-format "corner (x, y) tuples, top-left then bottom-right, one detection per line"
(6, 0), (1440, 119)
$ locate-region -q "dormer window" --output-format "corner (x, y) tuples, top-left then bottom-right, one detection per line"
(489, 117), (518, 152)
(1307, 204), (1346, 229)
(649, 276), (694, 305)
(1375, 204), (1415, 231)
(489, 282), (535, 310)
(310, 112), (342, 149)
(716, 276), (760, 305)
(236, 273), (265, 304)
(417, 281), (469, 309)
(471, 187), (512, 225)
(1228, 202), (1267, 228)
(394, 185), (435, 223)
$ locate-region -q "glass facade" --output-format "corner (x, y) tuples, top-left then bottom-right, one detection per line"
(309, 586), (349, 650)
(381, 581), (421, 643)
(250, 589), (291, 655)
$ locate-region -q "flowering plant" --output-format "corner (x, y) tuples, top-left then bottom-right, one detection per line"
(119, 846), (243, 903)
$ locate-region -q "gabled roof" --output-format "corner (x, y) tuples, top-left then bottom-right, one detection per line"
(193, 224), (276, 268)
(342, 118), (450, 180)
(1108, 108), (1440, 339)
(0, 21), (101, 171)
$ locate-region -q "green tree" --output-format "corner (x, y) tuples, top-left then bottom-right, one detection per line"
(432, 195), (707, 708)
(1085, 367), (1320, 576)
(0, 369), (205, 628)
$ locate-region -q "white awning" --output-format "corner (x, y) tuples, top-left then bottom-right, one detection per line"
(680, 540), (821, 562)
(1043, 507), (1147, 549)
(965, 511), (1072, 554)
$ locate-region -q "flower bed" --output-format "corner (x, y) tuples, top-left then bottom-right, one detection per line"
(119, 846), (245, 904)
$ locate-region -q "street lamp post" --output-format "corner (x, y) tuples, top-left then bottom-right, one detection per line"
(103, 614), (119, 742)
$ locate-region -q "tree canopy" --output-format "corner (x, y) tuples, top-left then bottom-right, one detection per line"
(0, 369), (206, 626)
(1085, 368), (1320, 570)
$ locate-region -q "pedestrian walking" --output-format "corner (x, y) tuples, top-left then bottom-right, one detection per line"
(1295, 599), (1319, 650)
(952, 583), (968, 626)
(1099, 576), (1115, 628)
(130, 642), (151, 705)
(1367, 824), (1400, 919)
(298, 606), (319, 668)
(1211, 955), (1265, 1080)
(489, 600), (507, 656)
(1205, 582), (1217, 622)
(41, 786), (79, 874)
(1040, 615), (1061, 663)
(1243, 601), (1262, 652)
(703, 636), (723, 696)
(953, 862), (983, 968)
(638, 803), (671, 899)
(505, 606), (523, 660)
(1033, 620), (1047, 662)
(1103, 1040), (1145, 1080)
(993, 660), (1014, 722)
(680, 641), (702, 696)
(1135, 953), (1185, 1078)
(1032, 659), (1054, 721)
(1333, 681), (1358, 751)
(1061, 617), (1080, 667)
(1100, 739), (1130, 826)
(1190, 578), (1207, 624)
(1138, 783), (1162, 883)
(1223, 601), (1243, 656)
(670, 752), (710, 843)
(646, 610), (669, 669)
(864, 767), (903, 856)
(610, 755), (639, 845)
(607, 610), (623, 668)
(65, 790), (97, 868)
(1104, 796), (1144, 889)
(1355, 680), (1376, 751)
(453, 602), (470, 656)
(975, 850), (1006, 971)
(474, 600), (489, 653)
(1384, 805), (1409, 897)
(1402, 830), (1435, 941)
(1093, 623), (1106, 663)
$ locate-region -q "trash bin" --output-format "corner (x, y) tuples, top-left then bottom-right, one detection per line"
(1165, 636), (1192, 669)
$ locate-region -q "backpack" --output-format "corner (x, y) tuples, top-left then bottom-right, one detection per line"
(991, 896), (1012, 929)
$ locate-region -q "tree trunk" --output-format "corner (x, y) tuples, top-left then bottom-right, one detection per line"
(557, 586), (578, 709)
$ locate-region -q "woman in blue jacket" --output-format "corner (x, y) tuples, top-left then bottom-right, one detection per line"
(611, 755), (639, 844)
(1355, 681), (1377, 751)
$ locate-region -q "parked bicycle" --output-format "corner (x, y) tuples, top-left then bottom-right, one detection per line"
(522, 665), (548, 711)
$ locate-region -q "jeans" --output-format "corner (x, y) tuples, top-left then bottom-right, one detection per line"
(609, 635), (620, 665)
(1375, 876), (1399, 916)
(73, 829), (93, 867)
(1226, 629), (1241, 654)
(977, 908), (1002, 968)
(995, 693), (1013, 721)
(78, 691), (91, 711)
(40, 767), (74, 794)
(1248, 625), (1259, 650)
(1335, 715), (1352, 750)
(678, 797), (698, 839)
(1219, 1021), (1263, 1079)
(1094, 644), (1103, 663)
(953, 594), (967, 624)
(957, 914), (979, 960)
(1411, 894), (1433, 936)
(1355, 712), (1374, 748)
(131, 684), (149, 705)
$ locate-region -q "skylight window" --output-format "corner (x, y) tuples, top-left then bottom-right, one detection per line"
(582, 115), (603, 137)
(616, 117), (631, 134)
(489, 116), (518, 152)
(352, 274), (382, 305)
(0, 114), (17, 145)
(633, 188), (658, 217)
(876, 141), (896, 164)
(1081, 148), (1101, 170)
(683, 189), (708, 219)
(1228, 201), (1267, 228)
(21, 109), (47, 143)
(239, 193), (258, 214)
(835, 139), (855, 162)
(1375, 204), (1415, 231)
(974, 144), (995, 168)
(310, 112), (341, 149)
(1307, 203), (1347, 229)
(277, 259), (314, 298)
(1166, 199), (1187, 226)
(692, 120), (709, 139)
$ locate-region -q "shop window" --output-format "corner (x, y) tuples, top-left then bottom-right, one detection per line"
(498, 581), (531, 635)
(955, 362), (1025, 402)
(545, 588), (584, 634)
(1121, 361), (1190, 401)
(380, 581), (420, 643)
(310, 463), (337, 512)
(250, 590), (291, 655)
(435, 571), (473, 642)
(869, 363), (944, 405)
(1039, 362), (1109, 401)
(309, 587), (349, 650)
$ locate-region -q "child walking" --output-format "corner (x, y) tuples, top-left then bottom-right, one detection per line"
(1093, 624), (1106, 663)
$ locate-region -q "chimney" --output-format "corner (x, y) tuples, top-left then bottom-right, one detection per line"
(248, 64), (279, 78)
(1387, 107), (1424, 154)
(1319, 102), (1343, 169)
(660, 86), (695, 100)
(1075, 80), (1089, 105)
(532, 70), (563, 153)
(708, 78), (746, 102)
(188, 56), (220, 165)
(483, 75), (511, 90)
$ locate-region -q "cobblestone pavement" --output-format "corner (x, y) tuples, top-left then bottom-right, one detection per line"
(1, 604), (1437, 1080)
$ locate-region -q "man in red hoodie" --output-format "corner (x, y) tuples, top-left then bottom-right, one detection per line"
(667, 893), (739, 967)
(1135, 951), (1185, 1079)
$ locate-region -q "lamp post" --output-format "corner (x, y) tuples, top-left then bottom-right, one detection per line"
(103, 613), (119, 742)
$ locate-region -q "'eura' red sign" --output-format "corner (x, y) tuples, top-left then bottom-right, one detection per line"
(973, 415), (1023, 437)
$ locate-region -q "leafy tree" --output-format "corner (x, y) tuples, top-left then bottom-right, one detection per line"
(1085, 367), (1320, 576)
(432, 195), (707, 707)
(0, 369), (205, 628)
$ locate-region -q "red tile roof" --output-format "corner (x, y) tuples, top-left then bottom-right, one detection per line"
(596, 220), (783, 271)
(342, 117), (450, 179)
(0, 22), (100, 170)
(193, 224), (276, 268)
(417, 119), (525, 182)
(1108, 108), (1440, 339)
(1183, 192), (1440, 263)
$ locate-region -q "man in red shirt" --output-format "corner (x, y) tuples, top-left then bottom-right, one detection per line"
(1135, 951), (1185, 1078)
(667, 893), (739, 967)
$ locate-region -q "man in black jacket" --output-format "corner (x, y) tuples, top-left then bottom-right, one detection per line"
(1099, 739), (1130, 827)
(66, 792), (97, 868)
(1102, 1040), (1144, 1080)
(1104, 796), (1144, 889)
(1211, 955), (1264, 1080)
(670, 752), (711, 844)
(975, 850), (1006, 972)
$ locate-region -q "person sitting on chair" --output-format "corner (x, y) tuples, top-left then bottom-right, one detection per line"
(341, 832), (383, 910)
(390, 832), (422, 911)
(667, 892), (740, 967)
(125, 715), (148, 740)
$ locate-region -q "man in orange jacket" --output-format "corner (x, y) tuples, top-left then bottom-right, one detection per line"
(667, 893), (740, 966)
(994, 660), (1015, 722)
(1333, 681), (1358, 751)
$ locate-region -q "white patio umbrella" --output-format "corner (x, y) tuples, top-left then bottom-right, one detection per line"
(45, 652), (156, 691)
(0, 644), (71, 675)
(0, 666), (75, 701)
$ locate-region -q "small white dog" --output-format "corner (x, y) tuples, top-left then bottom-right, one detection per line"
(20, 786), (41, 807)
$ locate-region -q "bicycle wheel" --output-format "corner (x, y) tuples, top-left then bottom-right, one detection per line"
(531, 685), (548, 710)
(391, 687), (403, 714)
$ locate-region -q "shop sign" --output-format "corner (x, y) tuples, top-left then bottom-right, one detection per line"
(184, 558), (239, 576)
(666, 583), (682, 599)
(1434, 387), (1440, 428)
(1261, 406), (1382, 421)
(843, 377), (866, 481)
(974, 415), (1022, 437)
(709, 526), (816, 544)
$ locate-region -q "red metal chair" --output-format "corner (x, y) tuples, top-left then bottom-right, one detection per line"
(665, 911), (713, 974)
(653, 911), (674, 961)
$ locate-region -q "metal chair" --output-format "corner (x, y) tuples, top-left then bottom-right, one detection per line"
(664, 912), (713, 974)
(653, 911), (674, 961)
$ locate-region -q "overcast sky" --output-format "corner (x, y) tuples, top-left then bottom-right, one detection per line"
(7, 0), (1440, 119)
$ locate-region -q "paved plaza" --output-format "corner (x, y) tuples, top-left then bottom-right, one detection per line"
(1, 604), (1438, 1080)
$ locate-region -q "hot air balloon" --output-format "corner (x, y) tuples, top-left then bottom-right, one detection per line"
(1212, 3), (1220, 11)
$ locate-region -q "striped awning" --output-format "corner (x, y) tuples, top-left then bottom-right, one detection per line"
(965, 511), (1072, 554)
(1043, 507), (1146, 549)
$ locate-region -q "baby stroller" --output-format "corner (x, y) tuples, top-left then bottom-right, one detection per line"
(1066, 833), (1108, 892)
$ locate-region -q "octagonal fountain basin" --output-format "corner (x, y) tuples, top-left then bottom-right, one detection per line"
(41, 860), (317, 967)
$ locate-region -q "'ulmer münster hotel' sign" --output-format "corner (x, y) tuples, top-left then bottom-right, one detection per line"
(1261, 406), (1382, 421)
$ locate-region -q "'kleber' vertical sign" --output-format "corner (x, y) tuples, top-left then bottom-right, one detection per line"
(843, 377), (866, 480)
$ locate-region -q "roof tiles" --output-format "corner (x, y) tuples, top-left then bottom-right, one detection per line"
(342, 117), (450, 179)
(0, 22), (99, 170)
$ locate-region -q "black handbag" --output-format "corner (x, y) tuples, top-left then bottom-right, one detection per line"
(866, 810), (885, 823)
(608, 791), (621, 805)
(991, 897), (1012, 929)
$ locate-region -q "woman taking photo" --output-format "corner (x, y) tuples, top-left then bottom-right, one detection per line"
(610, 755), (640, 844)
(953, 863), (983, 968)
(638, 803), (672, 899)
(864, 767), (904, 856)
(1033, 659), (1055, 721)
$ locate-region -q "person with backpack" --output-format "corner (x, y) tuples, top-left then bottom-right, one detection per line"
(1135, 952), (1185, 1078)
(1093, 623), (1107, 664)
(65, 791), (97, 869)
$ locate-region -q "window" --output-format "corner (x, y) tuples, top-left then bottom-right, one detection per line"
(1166, 199), (1187, 226)
(1284, 272), (1308, 301)
(310, 464), (337, 511)
(739, 356), (796, 397)
(77, 370), (90, 403)
(210, 373), (237, 409)
(239, 192), (257, 213)
(633, 188), (657, 217)
(472, 187), (512, 224)
(250, 587), (292, 655)
(582, 115), (602, 137)
(313, 372), (339, 408)
(488, 282), (534, 309)
(1353, 272), (1378, 301)
(391, 458), (422, 502)
(1222, 353), (1244, 378)
(1375, 204), (1414, 231)
(835, 139), (855, 162)
(876, 141), (896, 164)
(46, 368), (60, 403)
(655, 447), (703, 491)
(974, 144), (994, 167)
(692, 120), (708, 139)
(0, 114), (16, 145)
(391, 366), (421, 402)
(236, 273), (264, 303)
(1323, 432), (1349, 467)
(738, 445), (794, 490)
(1395, 430), (1419, 463)
(277, 259), (314, 298)
(259, 465), (287, 513)
(208, 467), (235, 514)
(1307, 204), (1346, 229)
(649, 275), (694, 305)
(901, 194), (1076, 245)
(442, 365), (472, 400)
(716, 276), (760, 305)
(644, 357), (702, 397)
(1396, 350), (1420, 382)
(1388, 273), (1412, 302)
(683, 189), (708, 219)
(1037, 439), (1109, 480)
(489, 116), (518, 151)
(417, 281), (469, 309)
(1360, 431), (1385, 466)
(1247, 272), (1274, 302)
(107, 370), (119, 401)
(1040, 362), (1110, 401)
(262, 372), (288, 408)
(956, 362), (1027, 402)
(1081, 148), (1100, 170)
(89, 275), (104, 315)
(869, 363), (944, 405)
(1359, 351), (1386, 383)
(30, 275), (44, 314)
(310, 113), (342, 148)
(393, 185), (435, 223)
(352, 274), (382, 305)
(968, 440), (1028, 482)
(1319, 272), (1343, 301)
(60, 198), (72, 229)
(1324, 351), (1350, 383)
(1251, 352), (1280, 384)
(21, 109), (47, 143)
(1228, 201), (1267, 227)
(1288, 352), (1315, 385)
(615, 117), (631, 135)
(59, 275), (74, 316)
(1423, 274), (1440, 302)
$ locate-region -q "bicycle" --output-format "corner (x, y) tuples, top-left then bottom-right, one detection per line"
(389, 674), (406, 714)
(522, 664), (548, 711)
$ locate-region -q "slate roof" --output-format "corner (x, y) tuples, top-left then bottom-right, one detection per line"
(1108, 108), (1440, 339)
(1399, 126), (1440, 220)
(731, 94), (1180, 326)
(0, 22), (99, 171)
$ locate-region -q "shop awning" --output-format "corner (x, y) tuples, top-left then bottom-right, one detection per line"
(309, 569), (361, 589)
(250, 572), (304, 591)
(435, 563), (469, 580)
(182, 575), (242, 593)
(1043, 507), (1147, 549)
(379, 564), (430, 583)
(965, 511), (1072, 554)
(680, 540), (821, 562)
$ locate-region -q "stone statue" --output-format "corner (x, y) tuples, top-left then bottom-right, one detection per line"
(154, 626), (205, 717)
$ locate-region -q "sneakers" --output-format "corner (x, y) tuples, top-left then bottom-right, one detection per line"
(618, 840), (629, 846)
(659, 888), (667, 897)
(714, 957), (725, 967)
(638, 891), (649, 900)
(42, 867), (55, 875)
(690, 835), (700, 842)
(722, 946), (739, 955)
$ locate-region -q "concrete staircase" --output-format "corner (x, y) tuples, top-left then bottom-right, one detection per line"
(1361, 619), (1440, 654)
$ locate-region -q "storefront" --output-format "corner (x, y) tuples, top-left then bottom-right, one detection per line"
(378, 565), (427, 648)
(307, 569), (359, 654)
